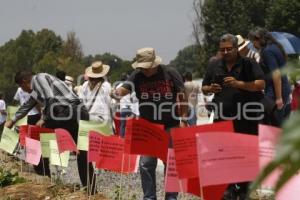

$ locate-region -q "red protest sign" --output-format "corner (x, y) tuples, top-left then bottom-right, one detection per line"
(96, 136), (138, 173)
(196, 132), (259, 186)
(165, 148), (188, 192)
(124, 118), (169, 162)
(165, 149), (227, 200)
(55, 128), (78, 154)
(19, 125), (29, 146)
(88, 131), (102, 163)
(28, 125), (54, 141)
(171, 121), (234, 179)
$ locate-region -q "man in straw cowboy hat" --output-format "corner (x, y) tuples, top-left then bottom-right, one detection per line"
(236, 34), (260, 63)
(4, 71), (95, 192)
(114, 47), (188, 200)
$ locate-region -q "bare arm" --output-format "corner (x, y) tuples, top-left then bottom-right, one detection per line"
(272, 69), (283, 109)
(223, 77), (265, 92)
(111, 86), (131, 100)
(202, 84), (222, 95)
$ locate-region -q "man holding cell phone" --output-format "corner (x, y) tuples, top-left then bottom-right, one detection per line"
(202, 33), (265, 134)
(201, 34), (265, 200)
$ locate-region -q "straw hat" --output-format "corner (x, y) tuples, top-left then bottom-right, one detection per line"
(236, 35), (250, 51)
(132, 47), (162, 69)
(85, 61), (110, 78)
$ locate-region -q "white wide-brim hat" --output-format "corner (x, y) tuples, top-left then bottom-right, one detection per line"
(85, 61), (110, 78)
(236, 34), (250, 51)
(132, 47), (162, 69)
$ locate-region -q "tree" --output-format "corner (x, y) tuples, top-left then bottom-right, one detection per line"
(32, 29), (63, 63)
(33, 52), (59, 74)
(0, 29), (63, 102)
(266, 0), (300, 36)
(62, 31), (84, 62)
(192, 0), (271, 57)
(169, 45), (206, 78)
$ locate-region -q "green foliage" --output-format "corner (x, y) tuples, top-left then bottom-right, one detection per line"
(82, 53), (133, 83)
(0, 167), (26, 188)
(31, 29), (63, 64)
(0, 29), (63, 102)
(266, 0), (300, 36)
(169, 45), (206, 78)
(33, 51), (59, 74)
(200, 0), (269, 57)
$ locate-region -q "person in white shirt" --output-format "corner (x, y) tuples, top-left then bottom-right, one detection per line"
(115, 73), (140, 137)
(79, 61), (112, 123)
(0, 92), (7, 135)
(13, 87), (41, 125)
(184, 72), (201, 126)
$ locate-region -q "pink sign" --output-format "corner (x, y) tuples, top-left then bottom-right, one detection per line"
(165, 148), (188, 192)
(88, 131), (102, 162)
(25, 137), (42, 165)
(277, 173), (300, 200)
(259, 124), (300, 200)
(196, 132), (259, 186)
(258, 124), (282, 188)
(55, 128), (78, 154)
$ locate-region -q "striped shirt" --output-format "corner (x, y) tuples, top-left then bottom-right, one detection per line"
(246, 49), (260, 63)
(14, 73), (88, 122)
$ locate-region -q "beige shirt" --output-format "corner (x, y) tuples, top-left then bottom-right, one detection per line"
(184, 81), (201, 107)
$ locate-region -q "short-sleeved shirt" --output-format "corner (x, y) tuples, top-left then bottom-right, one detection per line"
(123, 65), (184, 128)
(261, 44), (291, 103)
(202, 56), (264, 116)
(79, 81), (111, 122)
(0, 99), (6, 124)
(184, 81), (201, 107)
(14, 87), (40, 116)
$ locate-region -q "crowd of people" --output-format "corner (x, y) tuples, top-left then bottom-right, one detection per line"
(0, 27), (299, 200)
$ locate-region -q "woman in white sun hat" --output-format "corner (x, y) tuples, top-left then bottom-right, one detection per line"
(79, 61), (112, 123)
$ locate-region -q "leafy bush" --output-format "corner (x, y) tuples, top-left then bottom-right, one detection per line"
(0, 167), (26, 188)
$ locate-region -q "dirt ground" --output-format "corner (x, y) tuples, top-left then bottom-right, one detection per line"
(0, 152), (108, 200)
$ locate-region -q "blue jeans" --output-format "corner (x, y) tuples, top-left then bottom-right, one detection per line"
(120, 107), (133, 138)
(187, 107), (197, 126)
(139, 126), (178, 200)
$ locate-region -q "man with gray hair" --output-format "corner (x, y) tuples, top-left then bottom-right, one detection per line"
(201, 33), (265, 199)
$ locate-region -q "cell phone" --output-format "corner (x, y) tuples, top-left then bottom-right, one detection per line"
(214, 74), (226, 85)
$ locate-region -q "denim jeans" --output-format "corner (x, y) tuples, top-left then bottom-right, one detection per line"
(187, 107), (197, 126)
(120, 107), (133, 138)
(139, 126), (178, 200)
